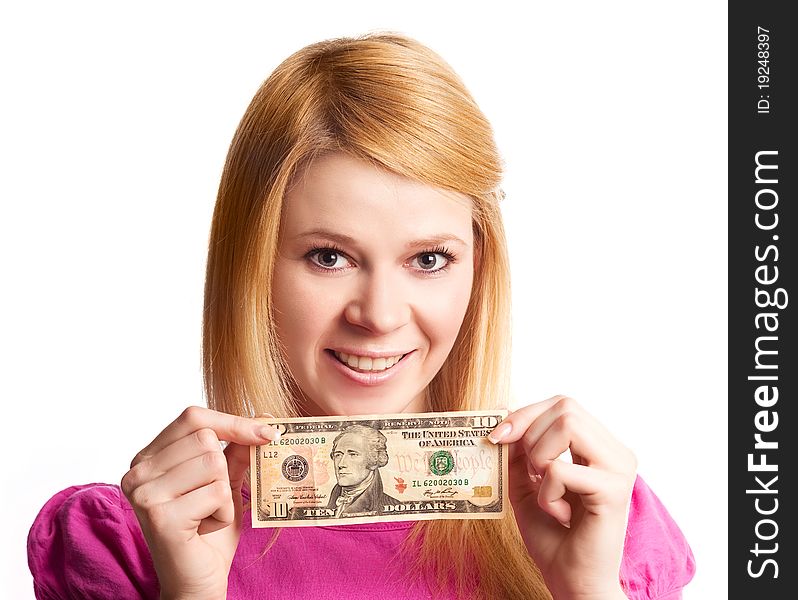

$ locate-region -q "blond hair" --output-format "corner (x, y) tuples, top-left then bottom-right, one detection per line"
(202, 32), (551, 599)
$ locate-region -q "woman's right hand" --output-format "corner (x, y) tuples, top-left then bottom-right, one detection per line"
(121, 406), (281, 600)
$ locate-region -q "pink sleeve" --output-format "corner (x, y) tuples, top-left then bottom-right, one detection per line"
(619, 475), (696, 600)
(27, 483), (160, 600)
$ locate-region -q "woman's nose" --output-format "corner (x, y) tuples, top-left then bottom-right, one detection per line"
(343, 270), (410, 334)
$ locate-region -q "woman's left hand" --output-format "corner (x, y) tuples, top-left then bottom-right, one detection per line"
(489, 395), (637, 600)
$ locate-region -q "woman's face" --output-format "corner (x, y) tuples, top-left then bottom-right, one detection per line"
(272, 151), (475, 416)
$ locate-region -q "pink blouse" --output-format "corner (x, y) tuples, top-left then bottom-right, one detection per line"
(28, 474), (694, 599)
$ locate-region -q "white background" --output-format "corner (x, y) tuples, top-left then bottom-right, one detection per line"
(1, 2), (727, 598)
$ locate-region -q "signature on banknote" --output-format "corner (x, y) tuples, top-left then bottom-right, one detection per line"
(287, 492), (328, 501)
(423, 487), (457, 499)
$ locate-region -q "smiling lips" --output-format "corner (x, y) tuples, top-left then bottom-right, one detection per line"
(332, 350), (408, 373)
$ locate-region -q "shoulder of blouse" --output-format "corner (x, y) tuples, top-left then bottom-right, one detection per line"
(619, 474), (696, 600)
(27, 483), (159, 600)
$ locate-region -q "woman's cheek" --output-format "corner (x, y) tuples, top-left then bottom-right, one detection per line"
(423, 277), (473, 340)
(272, 266), (323, 348)
(283, 281), (339, 340)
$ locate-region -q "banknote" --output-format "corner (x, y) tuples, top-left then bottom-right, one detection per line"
(250, 410), (508, 528)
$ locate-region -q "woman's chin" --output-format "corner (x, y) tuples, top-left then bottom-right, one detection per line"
(311, 395), (413, 417)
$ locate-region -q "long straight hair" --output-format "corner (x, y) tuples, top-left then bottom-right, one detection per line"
(202, 32), (551, 599)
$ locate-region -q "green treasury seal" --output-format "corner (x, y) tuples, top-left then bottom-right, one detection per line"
(429, 450), (454, 476)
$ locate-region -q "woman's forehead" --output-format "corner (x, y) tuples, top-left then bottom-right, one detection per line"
(280, 152), (473, 246)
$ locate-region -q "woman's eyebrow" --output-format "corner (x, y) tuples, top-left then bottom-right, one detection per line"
(295, 228), (468, 248)
(405, 234), (468, 248)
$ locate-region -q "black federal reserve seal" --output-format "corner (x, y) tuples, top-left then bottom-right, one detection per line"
(429, 450), (454, 476)
(282, 455), (309, 482)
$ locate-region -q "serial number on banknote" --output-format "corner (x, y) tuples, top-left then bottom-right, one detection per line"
(249, 410), (508, 528)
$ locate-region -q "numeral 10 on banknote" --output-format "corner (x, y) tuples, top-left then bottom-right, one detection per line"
(250, 410), (509, 527)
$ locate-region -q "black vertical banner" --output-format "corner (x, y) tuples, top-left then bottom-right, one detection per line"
(729, 3), (796, 598)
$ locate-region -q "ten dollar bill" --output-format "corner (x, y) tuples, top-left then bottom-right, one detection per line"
(250, 410), (508, 528)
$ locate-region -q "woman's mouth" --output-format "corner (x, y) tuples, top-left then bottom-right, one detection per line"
(323, 349), (416, 387)
(330, 350), (409, 373)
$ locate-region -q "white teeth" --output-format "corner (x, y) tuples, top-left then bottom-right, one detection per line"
(334, 351), (406, 372)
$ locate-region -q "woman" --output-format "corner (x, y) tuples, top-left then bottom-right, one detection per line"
(28, 33), (695, 599)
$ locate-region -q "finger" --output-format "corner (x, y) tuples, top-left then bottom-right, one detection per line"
(123, 430), (222, 498)
(525, 411), (617, 476)
(492, 396), (619, 467)
(156, 453), (238, 526)
(523, 402), (617, 466)
(537, 459), (606, 526)
(130, 450), (230, 512)
(536, 458), (634, 526)
(133, 406), (280, 466)
(160, 480), (236, 539)
(487, 395), (566, 445)
(128, 428), (225, 485)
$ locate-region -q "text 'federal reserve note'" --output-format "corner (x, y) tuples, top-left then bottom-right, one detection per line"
(250, 410), (508, 527)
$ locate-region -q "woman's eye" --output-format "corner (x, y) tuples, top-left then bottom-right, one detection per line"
(309, 249), (349, 270)
(414, 252), (449, 271)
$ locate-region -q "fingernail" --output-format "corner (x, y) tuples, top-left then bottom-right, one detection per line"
(558, 519), (571, 529)
(527, 461), (541, 483)
(488, 422), (512, 443)
(259, 426), (281, 442)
